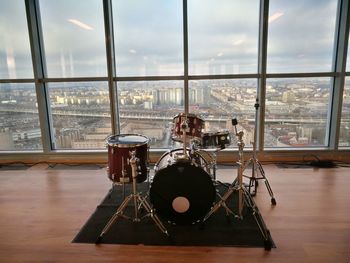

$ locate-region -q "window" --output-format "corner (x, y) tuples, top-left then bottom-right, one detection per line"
(189, 79), (257, 147)
(0, 0), (33, 78)
(267, 0), (337, 73)
(339, 78), (350, 147)
(40, 0), (107, 77)
(347, 31), (350, 71)
(117, 81), (184, 148)
(188, 0), (259, 75)
(113, 0), (183, 76)
(0, 83), (42, 150)
(264, 78), (331, 147)
(48, 82), (110, 149)
(1, 0), (349, 154)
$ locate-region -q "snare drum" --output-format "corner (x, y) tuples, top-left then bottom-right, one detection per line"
(150, 148), (216, 225)
(201, 130), (231, 149)
(106, 134), (149, 184)
(172, 113), (204, 142)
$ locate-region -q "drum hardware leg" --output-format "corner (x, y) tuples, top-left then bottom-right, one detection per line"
(203, 120), (273, 250)
(96, 151), (168, 244)
(203, 186), (238, 222)
(236, 118), (273, 250)
(107, 183), (115, 199)
(121, 156), (127, 200)
(181, 114), (189, 156)
(204, 121), (245, 221)
(241, 185), (273, 250)
(211, 150), (218, 181)
(240, 99), (276, 205)
(242, 148), (276, 204)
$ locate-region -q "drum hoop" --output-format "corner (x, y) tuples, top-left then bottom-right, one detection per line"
(203, 130), (230, 136)
(173, 113), (204, 122)
(155, 148), (209, 171)
(106, 134), (149, 148)
(216, 130), (230, 135)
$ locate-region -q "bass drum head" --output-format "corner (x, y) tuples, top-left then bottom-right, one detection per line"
(150, 162), (216, 225)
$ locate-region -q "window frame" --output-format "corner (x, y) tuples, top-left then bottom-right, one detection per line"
(0, 0), (349, 159)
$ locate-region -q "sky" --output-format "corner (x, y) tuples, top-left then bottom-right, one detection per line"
(0, 0), (348, 79)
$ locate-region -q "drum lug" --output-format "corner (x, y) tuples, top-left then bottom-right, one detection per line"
(153, 164), (159, 172)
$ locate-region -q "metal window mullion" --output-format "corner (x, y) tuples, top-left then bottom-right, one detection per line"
(42, 77), (108, 83)
(257, 0), (270, 151)
(25, 0), (54, 152)
(114, 75), (185, 82)
(329, 0), (350, 149)
(103, 0), (119, 135)
(183, 0), (189, 114)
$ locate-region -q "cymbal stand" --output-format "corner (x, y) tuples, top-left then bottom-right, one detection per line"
(96, 151), (168, 244)
(203, 119), (244, 220)
(181, 114), (189, 156)
(188, 138), (217, 180)
(242, 99), (276, 205)
(203, 119), (273, 250)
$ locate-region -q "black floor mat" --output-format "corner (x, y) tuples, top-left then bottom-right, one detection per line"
(73, 183), (275, 248)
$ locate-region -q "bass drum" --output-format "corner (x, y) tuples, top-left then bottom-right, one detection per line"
(150, 149), (216, 225)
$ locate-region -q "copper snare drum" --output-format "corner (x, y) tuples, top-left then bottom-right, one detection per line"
(201, 130), (231, 149)
(106, 134), (149, 184)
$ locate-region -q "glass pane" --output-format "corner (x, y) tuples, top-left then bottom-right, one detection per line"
(48, 82), (111, 149)
(267, 0), (337, 73)
(0, 0), (33, 79)
(264, 78), (331, 147)
(347, 31), (350, 71)
(339, 77), (350, 147)
(189, 79), (257, 147)
(40, 0), (107, 77)
(0, 83), (42, 150)
(117, 81), (184, 148)
(113, 0), (183, 76)
(188, 0), (259, 75)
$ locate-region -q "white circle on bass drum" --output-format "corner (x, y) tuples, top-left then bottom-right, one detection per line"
(172, 196), (190, 213)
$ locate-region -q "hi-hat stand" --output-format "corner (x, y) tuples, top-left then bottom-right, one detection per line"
(243, 99), (276, 205)
(95, 151), (168, 244)
(203, 119), (273, 250)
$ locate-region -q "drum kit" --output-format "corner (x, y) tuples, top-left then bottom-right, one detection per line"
(96, 112), (275, 250)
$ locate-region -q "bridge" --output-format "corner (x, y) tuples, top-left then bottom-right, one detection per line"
(0, 107), (334, 124)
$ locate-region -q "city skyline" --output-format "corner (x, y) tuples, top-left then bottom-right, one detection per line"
(1, 0), (349, 151)
(1, 78), (349, 150)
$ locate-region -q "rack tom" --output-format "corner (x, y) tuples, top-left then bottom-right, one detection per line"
(172, 113), (204, 143)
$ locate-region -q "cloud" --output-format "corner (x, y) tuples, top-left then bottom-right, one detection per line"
(67, 19), (94, 31)
(268, 12), (284, 23)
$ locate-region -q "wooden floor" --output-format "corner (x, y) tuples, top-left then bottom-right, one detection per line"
(0, 162), (350, 263)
